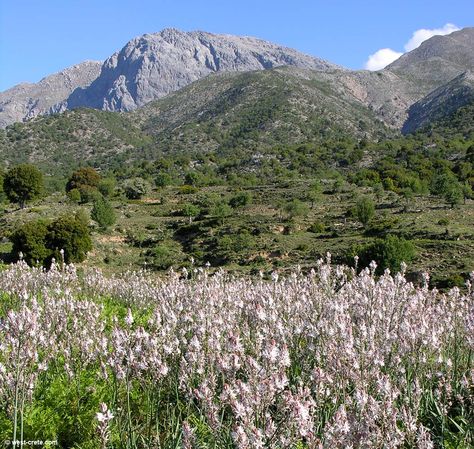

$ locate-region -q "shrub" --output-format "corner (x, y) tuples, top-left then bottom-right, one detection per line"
(229, 191), (252, 209)
(91, 196), (116, 230)
(210, 201), (233, 225)
(10, 220), (50, 266)
(9, 213), (92, 266)
(66, 167), (101, 192)
(67, 188), (81, 204)
(357, 235), (416, 275)
(216, 231), (255, 262)
(179, 185), (198, 195)
(150, 242), (183, 270)
(155, 172), (173, 188)
(308, 221), (326, 234)
(78, 185), (102, 204)
(123, 178), (150, 200)
(47, 212), (92, 264)
(98, 178), (116, 197)
(284, 199), (309, 220)
(3, 164), (44, 208)
(353, 196), (375, 227)
(182, 203), (200, 223)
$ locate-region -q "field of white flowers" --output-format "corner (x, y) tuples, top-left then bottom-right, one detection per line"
(0, 257), (473, 448)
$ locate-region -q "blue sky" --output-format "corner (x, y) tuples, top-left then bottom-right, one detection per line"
(0, 0), (473, 91)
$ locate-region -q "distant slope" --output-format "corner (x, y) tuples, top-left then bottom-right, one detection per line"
(0, 109), (150, 174)
(403, 71), (474, 134)
(0, 67), (392, 173)
(0, 61), (102, 128)
(136, 67), (390, 154)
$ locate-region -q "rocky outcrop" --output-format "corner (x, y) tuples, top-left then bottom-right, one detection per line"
(0, 61), (102, 127)
(62, 28), (340, 112)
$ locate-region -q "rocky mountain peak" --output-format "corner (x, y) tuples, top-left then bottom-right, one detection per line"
(62, 28), (340, 113)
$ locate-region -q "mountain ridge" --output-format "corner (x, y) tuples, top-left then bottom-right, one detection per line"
(0, 27), (473, 135)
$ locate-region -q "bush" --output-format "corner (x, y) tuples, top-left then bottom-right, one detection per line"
(229, 191), (252, 209)
(353, 196), (375, 227)
(364, 216), (398, 237)
(3, 164), (44, 208)
(67, 188), (81, 204)
(182, 203), (200, 223)
(150, 242), (183, 270)
(78, 185), (102, 204)
(155, 172), (173, 188)
(10, 220), (50, 266)
(10, 213), (92, 266)
(47, 212), (92, 264)
(123, 178), (150, 200)
(179, 185), (198, 195)
(66, 167), (101, 192)
(98, 178), (116, 198)
(210, 201), (233, 225)
(357, 235), (416, 275)
(215, 231), (255, 262)
(284, 199), (309, 220)
(308, 221), (326, 234)
(91, 196), (116, 230)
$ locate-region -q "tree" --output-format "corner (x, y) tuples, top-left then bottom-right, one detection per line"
(91, 196), (116, 230)
(432, 172), (463, 208)
(10, 220), (50, 266)
(123, 178), (150, 200)
(66, 167), (101, 192)
(182, 203), (200, 223)
(354, 196), (375, 227)
(3, 164), (43, 208)
(47, 212), (92, 264)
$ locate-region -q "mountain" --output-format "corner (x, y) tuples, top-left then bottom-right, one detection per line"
(386, 27), (474, 95)
(403, 71), (474, 133)
(1, 26), (474, 146)
(61, 28), (340, 113)
(0, 61), (102, 128)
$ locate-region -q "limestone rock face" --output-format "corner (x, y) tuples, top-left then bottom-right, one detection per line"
(64, 28), (340, 112)
(0, 61), (102, 127)
(402, 71), (474, 133)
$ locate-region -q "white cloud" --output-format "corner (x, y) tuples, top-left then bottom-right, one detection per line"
(364, 23), (460, 71)
(365, 48), (404, 71)
(404, 23), (460, 51)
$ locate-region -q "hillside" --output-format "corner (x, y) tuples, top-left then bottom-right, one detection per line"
(403, 71), (474, 133)
(0, 67), (394, 174)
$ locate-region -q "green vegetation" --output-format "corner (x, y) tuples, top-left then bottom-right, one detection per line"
(353, 196), (376, 227)
(91, 196), (116, 230)
(10, 212), (92, 266)
(0, 93), (473, 290)
(355, 235), (416, 275)
(3, 164), (43, 208)
(123, 177), (150, 200)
